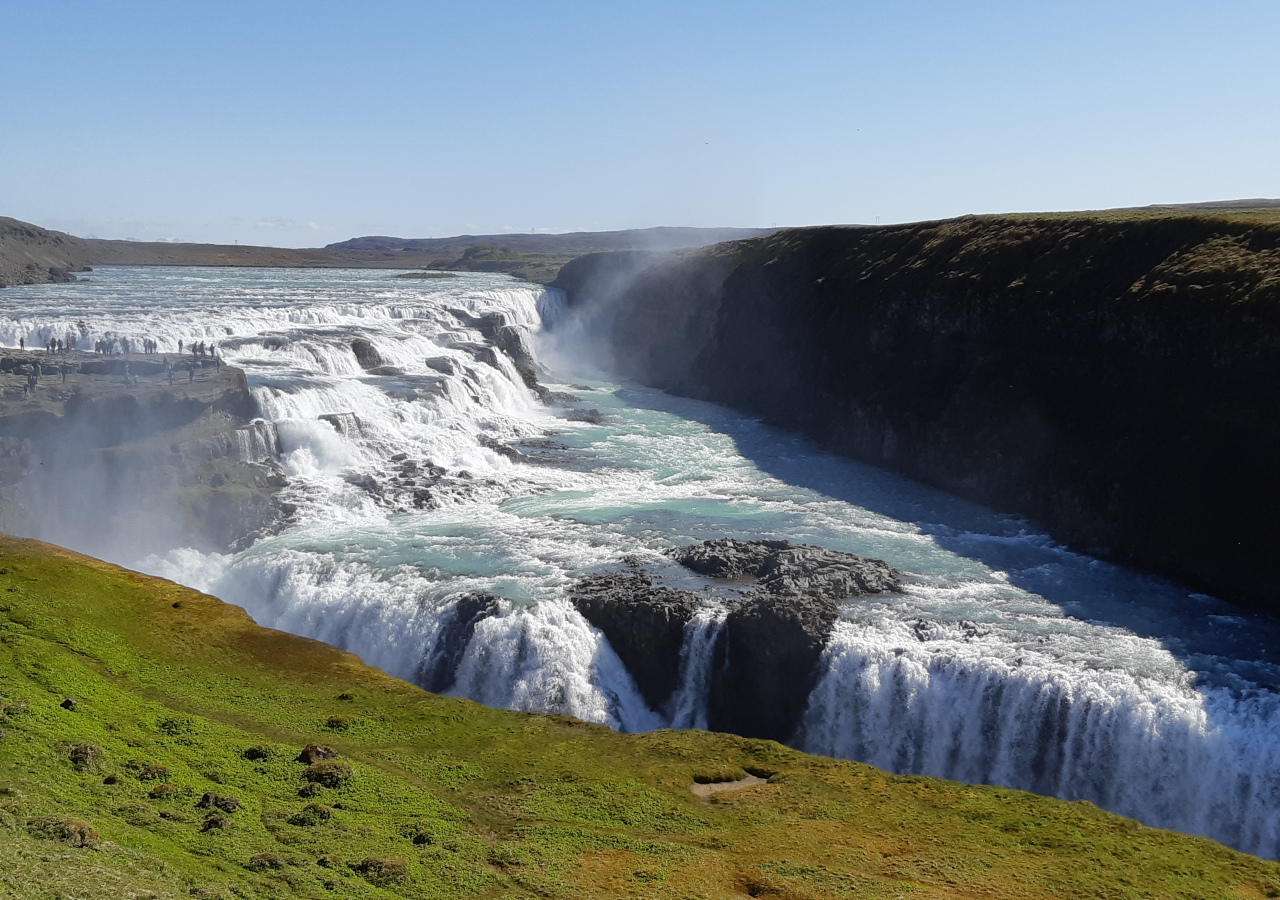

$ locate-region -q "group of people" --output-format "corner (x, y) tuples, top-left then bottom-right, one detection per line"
(179, 339), (217, 360)
(12, 331), (224, 395)
(17, 334), (224, 359)
(93, 338), (124, 354)
(17, 336), (78, 354)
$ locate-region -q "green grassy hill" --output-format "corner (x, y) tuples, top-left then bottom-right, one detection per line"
(1, 535), (1277, 899)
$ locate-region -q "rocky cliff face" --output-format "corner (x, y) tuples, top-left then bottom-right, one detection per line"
(553, 213), (1280, 611)
(0, 352), (287, 559)
(571, 540), (899, 741)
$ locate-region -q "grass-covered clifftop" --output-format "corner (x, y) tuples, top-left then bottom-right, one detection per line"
(1, 536), (1278, 899)
(553, 208), (1280, 611)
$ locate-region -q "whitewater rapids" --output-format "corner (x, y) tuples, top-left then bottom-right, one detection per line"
(4, 265), (1280, 858)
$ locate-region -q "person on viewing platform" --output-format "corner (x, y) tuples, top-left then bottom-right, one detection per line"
(18, 338), (24, 351)
(188, 364), (195, 383)
(166, 362), (174, 385)
(178, 339), (183, 354)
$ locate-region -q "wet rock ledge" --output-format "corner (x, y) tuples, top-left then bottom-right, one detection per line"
(0, 350), (288, 555)
(571, 539), (900, 742)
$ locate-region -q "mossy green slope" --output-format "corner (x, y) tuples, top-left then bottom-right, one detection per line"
(0, 536), (1277, 900)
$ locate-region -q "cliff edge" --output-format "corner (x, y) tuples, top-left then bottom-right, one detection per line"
(0, 351), (287, 559)
(552, 210), (1280, 611)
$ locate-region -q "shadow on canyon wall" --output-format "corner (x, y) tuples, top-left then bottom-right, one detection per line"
(548, 212), (1280, 614)
(613, 383), (1280, 692)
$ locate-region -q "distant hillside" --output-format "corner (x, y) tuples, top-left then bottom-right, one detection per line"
(326, 226), (777, 254)
(0, 217), (777, 286)
(1148, 198), (1280, 211)
(0, 217), (95, 287)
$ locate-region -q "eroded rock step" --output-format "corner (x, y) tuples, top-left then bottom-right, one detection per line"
(571, 539), (901, 742)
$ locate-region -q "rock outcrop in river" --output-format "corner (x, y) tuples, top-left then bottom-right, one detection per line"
(553, 212), (1280, 612)
(571, 539), (900, 741)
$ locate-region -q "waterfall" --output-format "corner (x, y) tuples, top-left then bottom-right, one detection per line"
(665, 605), (727, 730)
(795, 617), (1280, 858)
(9, 265), (1280, 860)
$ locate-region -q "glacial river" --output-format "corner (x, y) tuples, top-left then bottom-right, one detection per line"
(4, 266), (1280, 858)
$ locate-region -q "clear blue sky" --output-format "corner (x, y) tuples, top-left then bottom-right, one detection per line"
(2, 0), (1277, 246)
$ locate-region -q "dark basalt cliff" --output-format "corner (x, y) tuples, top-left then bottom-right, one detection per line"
(553, 213), (1280, 611)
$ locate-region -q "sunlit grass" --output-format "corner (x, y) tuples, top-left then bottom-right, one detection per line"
(1, 535), (1278, 898)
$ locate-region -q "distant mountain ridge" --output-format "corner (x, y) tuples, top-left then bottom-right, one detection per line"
(1148, 198), (1280, 210)
(325, 226), (777, 254)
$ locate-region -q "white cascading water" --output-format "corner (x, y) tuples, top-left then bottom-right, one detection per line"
(665, 605), (728, 730)
(4, 265), (1280, 859)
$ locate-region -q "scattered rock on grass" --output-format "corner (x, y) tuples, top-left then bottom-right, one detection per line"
(138, 764), (170, 781)
(149, 784), (178, 800)
(69, 743), (101, 769)
(242, 745), (272, 761)
(26, 816), (99, 847)
(247, 852), (283, 871)
(352, 857), (407, 884)
(202, 814), (233, 832)
(296, 744), (338, 764)
(298, 782), (324, 798)
(196, 792), (240, 813)
(60, 698), (78, 711)
(288, 803), (332, 827)
(303, 760), (353, 789)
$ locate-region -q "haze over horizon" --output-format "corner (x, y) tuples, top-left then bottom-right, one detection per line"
(3, 0), (1278, 247)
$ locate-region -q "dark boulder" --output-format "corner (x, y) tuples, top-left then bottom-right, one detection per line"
(672, 538), (900, 601)
(570, 569), (701, 710)
(564, 408), (605, 424)
(493, 324), (537, 372)
(416, 592), (502, 693)
(477, 434), (522, 462)
(350, 339), (382, 371)
(296, 744), (339, 765)
(196, 792), (241, 813)
(672, 539), (898, 742)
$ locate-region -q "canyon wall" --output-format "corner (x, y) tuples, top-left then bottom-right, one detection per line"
(0, 353), (287, 560)
(552, 213), (1280, 610)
